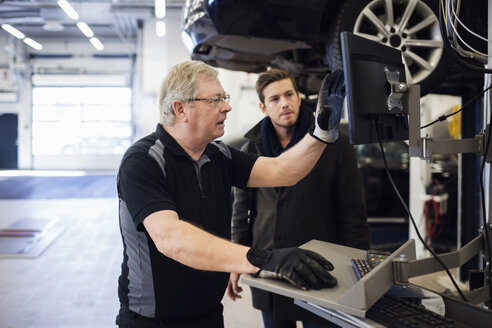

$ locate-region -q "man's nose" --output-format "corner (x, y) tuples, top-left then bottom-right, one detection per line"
(280, 96), (289, 107)
(220, 101), (232, 112)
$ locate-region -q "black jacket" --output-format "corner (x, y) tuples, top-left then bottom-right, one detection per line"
(231, 115), (370, 322)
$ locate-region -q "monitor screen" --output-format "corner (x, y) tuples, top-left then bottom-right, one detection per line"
(341, 32), (409, 145)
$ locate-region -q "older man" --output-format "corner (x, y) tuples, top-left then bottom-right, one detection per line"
(115, 60), (343, 328)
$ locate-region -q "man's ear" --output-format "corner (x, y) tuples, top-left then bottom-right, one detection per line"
(259, 102), (268, 116)
(172, 100), (187, 122)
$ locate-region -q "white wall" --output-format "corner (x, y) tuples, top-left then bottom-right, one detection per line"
(218, 69), (264, 144)
(132, 11), (191, 140)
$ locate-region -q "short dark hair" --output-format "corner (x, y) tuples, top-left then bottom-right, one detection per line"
(256, 69), (298, 103)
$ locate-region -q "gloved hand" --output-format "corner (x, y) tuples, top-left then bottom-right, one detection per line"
(247, 247), (337, 290)
(309, 69), (346, 143)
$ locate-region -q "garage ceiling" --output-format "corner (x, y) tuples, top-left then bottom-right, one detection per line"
(0, 0), (186, 42)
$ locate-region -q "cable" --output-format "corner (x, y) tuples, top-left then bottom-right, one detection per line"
(420, 84), (492, 129)
(444, 0), (471, 60)
(439, 0), (492, 74)
(449, 0), (491, 45)
(373, 117), (468, 302)
(443, 0), (488, 63)
(446, 0), (489, 60)
(440, 0), (491, 304)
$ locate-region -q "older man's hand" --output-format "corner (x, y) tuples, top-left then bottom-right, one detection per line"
(310, 69), (346, 143)
(247, 247), (337, 290)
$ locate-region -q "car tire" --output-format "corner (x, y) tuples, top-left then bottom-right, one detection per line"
(325, 0), (453, 96)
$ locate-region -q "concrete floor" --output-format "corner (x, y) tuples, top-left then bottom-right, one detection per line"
(0, 198), (263, 328)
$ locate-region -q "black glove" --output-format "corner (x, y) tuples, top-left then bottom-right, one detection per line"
(309, 69), (346, 143)
(247, 247), (337, 290)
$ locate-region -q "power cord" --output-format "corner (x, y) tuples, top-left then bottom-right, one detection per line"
(374, 117), (468, 302)
(420, 84), (492, 129)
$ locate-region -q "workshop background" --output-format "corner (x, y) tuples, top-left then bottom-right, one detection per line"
(0, 0), (487, 327)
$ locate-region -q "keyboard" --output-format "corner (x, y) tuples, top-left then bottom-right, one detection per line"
(351, 258), (372, 279)
(366, 294), (471, 328)
(367, 250), (389, 266)
(351, 250), (390, 279)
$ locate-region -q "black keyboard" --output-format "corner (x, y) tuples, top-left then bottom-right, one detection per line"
(366, 294), (471, 328)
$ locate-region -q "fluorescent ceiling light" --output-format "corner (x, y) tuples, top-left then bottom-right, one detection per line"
(2, 23), (43, 51)
(156, 21), (166, 37)
(57, 0), (79, 20)
(23, 38), (43, 50)
(89, 37), (104, 51)
(155, 0), (166, 18)
(42, 19), (64, 31)
(1, 24), (25, 39)
(76, 22), (94, 38)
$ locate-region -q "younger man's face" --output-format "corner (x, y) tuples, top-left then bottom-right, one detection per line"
(259, 78), (302, 130)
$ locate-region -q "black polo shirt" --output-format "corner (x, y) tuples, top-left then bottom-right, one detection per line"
(117, 124), (258, 320)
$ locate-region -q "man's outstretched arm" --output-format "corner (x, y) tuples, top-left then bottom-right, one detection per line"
(247, 134), (326, 188)
(247, 70), (346, 188)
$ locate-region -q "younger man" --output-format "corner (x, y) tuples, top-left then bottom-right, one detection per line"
(227, 69), (370, 328)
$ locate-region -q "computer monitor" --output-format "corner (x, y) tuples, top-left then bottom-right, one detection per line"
(341, 32), (409, 145)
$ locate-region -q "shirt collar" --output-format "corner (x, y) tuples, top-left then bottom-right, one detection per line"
(155, 123), (222, 159)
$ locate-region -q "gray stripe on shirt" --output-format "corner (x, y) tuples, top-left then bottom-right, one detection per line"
(148, 139), (166, 176)
(119, 199), (156, 318)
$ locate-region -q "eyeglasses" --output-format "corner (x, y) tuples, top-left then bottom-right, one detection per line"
(183, 93), (231, 107)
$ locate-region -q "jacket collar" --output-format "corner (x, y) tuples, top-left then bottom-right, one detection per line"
(243, 105), (314, 145)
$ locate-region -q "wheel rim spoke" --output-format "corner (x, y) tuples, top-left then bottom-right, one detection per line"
(398, 0), (419, 32)
(402, 56), (413, 83)
(362, 7), (389, 37)
(353, 32), (380, 42)
(404, 39), (442, 49)
(384, 0), (395, 27)
(406, 15), (437, 35)
(404, 50), (434, 71)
